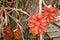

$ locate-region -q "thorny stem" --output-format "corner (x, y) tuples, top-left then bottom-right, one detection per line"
(15, 9), (30, 16)
(5, 7), (30, 16)
(17, 23), (24, 40)
(24, 0), (30, 10)
(0, 22), (5, 36)
(0, 10), (4, 23)
(40, 34), (44, 40)
(39, 0), (43, 40)
(5, 11), (8, 26)
(39, 0), (42, 15)
(5, 7), (30, 22)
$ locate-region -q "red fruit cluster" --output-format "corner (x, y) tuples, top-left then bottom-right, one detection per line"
(42, 6), (58, 21)
(28, 6), (57, 37)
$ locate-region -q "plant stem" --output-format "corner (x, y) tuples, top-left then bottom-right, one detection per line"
(17, 23), (25, 40)
(15, 0), (18, 9)
(39, 0), (42, 15)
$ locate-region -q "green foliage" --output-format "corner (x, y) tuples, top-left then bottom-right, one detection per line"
(13, 12), (18, 18)
(15, 0), (22, 8)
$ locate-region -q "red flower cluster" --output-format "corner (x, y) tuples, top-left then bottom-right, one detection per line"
(28, 6), (57, 37)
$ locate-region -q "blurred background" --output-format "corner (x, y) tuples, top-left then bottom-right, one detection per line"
(0, 0), (60, 40)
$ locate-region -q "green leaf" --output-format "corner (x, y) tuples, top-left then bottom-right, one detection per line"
(13, 12), (18, 18)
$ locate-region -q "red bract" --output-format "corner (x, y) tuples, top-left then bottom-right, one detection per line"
(35, 21), (40, 27)
(29, 27), (39, 35)
(42, 6), (49, 12)
(42, 12), (49, 16)
(49, 13), (56, 16)
(28, 6), (58, 37)
(37, 14), (44, 21)
(34, 13), (44, 21)
(40, 19), (47, 23)
(34, 11), (43, 20)
(39, 25), (46, 30)
(31, 15), (37, 20)
(28, 18), (37, 24)
(28, 12), (49, 37)
(49, 8), (57, 13)
(28, 23), (35, 28)
(41, 22), (49, 27)
(38, 29), (42, 33)
(34, 11), (38, 17)
(49, 16), (56, 21)
(46, 18), (50, 23)
(40, 18), (49, 27)
(48, 8), (57, 21)
(37, 29), (43, 37)
(4, 34), (10, 40)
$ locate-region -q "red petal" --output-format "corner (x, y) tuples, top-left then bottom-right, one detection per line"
(39, 25), (46, 30)
(28, 23), (35, 28)
(31, 15), (37, 20)
(28, 18), (37, 24)
(41, 22), (49, 27)
(49, 8), (57, 13)
(49, 16), (56, 21)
